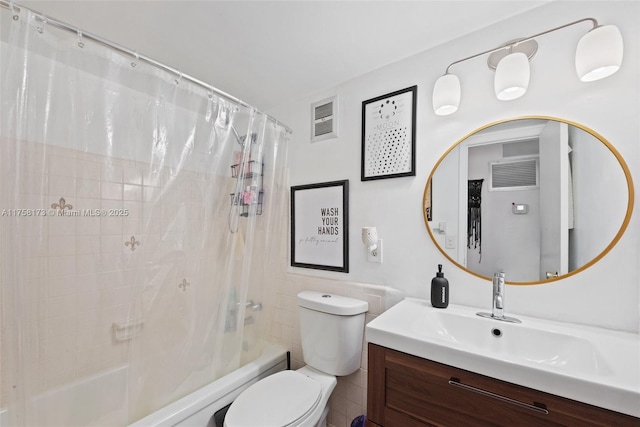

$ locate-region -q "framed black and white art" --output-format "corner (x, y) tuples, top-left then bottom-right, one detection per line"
(290, 180), (349, 273)
(361, 85), (417, 181)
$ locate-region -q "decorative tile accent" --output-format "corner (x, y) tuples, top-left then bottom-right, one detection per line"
(178, 278), (190, 291)
(51, 197), (73, 211)
(124, 236), (141, 251)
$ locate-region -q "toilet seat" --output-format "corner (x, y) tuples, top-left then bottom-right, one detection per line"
(224, 370), (322, 427)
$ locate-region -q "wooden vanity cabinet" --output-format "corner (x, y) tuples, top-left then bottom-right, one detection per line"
(366, 343), (639, 427)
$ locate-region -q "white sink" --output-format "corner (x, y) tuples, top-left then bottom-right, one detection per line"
(366, 298), (640, 417)
(408, 307), (613, 377)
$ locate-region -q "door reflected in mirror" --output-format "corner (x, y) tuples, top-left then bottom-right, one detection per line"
(424, 117), (633, 284)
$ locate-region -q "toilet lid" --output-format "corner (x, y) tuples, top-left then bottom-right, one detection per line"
(225, 370), (322, 427)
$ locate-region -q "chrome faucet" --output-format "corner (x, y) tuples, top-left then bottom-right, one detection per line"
(492, 271), (505, 318)
(477, 272), (521, 323)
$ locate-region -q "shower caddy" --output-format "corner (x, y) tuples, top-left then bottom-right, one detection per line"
(229, 157), (264, 217)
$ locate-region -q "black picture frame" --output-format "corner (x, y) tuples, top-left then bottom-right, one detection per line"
(361, 85), (417, 181)
(290, 180), (349, 273)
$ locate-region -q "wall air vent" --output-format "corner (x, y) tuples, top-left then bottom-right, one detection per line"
(490, 158), (538, 191)
(311, 96), (338, 143)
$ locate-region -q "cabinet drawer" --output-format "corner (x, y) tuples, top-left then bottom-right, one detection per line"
(367, 343), (639, 427)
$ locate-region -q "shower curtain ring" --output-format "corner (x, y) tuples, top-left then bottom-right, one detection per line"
(175, 72), (183, 85)
(9, 2), (19, 20)
(77, 30), (85, 48)
(131, 52), (139, 68)
(36, 15), (47, 33)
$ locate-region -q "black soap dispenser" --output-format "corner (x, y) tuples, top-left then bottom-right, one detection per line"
(431, 264), (449, 308)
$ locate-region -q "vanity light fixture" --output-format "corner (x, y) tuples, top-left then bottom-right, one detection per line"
(432, 18), (624, 115)
(432, 73), (461, 115)
(575, 24), (624, 82)
(494, 51), (530, 101)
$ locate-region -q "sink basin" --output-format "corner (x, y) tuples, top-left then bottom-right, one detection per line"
(366, 298), (640, 417)
(408, 307), (613, 377)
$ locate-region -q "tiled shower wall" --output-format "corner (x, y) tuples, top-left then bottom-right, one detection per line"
(3, 143), (139, 395)
(0, 140), (231, 403)
(269, 274), (396, 427)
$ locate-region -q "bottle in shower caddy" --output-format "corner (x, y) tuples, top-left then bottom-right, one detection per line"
(242, 186), (257, 204)
(430, 264), (449, 308)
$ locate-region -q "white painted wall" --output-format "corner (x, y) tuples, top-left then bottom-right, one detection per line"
(466, 144), (541, 281)
(270, 1), (639, 332)
(430, 145), (460, 260)
(569, 124), (629, 270)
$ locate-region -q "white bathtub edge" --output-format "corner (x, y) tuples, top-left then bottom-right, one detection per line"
(128, 343), (288, 427)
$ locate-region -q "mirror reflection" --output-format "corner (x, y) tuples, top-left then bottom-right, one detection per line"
(424, 118), (632, 284)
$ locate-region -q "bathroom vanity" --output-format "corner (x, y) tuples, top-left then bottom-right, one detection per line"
(365, 298), (640, 427)
(366, 344), (638, 426)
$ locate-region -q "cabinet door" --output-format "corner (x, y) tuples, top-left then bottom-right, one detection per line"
(367, 343), (639, 427)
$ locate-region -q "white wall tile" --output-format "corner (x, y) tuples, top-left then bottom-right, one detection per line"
(123, 184), (142, 202)
(48, 255), (76, 277)
(77, 159), (102, 181)
(101, 182), (123, 200)
(102, 164), (123, 183)
(49, 175), (76, 198)
(48, 216), (76, 235)
(75, 255), (99, 276)
(76, 179), (101, 199)
(48, 276), (77, 298)
(48, 235), (76, 257)
(123, 168), (143, 185)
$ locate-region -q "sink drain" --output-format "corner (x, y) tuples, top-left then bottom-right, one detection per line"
(491, 328), (503, 338)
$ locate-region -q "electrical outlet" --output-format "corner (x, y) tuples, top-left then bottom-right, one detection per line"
(368, 239), (383, 263)
(445, 235), (456, 249)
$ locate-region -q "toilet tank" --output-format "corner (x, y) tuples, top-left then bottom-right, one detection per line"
(297, 291), (368, 376)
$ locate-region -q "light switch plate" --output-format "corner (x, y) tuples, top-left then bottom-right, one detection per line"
(445, 235), (456, 249)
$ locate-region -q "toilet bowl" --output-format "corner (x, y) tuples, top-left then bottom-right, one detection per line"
(224, 366), (335, 427)
(224, 291), (368, 427)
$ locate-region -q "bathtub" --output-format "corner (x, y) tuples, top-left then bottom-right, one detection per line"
(0, 343), (287, 427)
(0, 365), (129, 426)
(129, 343), (288, 426)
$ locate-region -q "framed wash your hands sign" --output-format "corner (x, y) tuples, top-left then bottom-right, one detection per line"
(290, 180), (349, 273)
(361, 85), (417, 181)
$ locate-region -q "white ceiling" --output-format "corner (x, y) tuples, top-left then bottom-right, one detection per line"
(20, 1), (548, 111)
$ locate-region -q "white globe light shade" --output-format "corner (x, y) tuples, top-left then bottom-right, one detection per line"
(494, 52), (530, 101)
(575, 25), (623, 82)
(432, 74), (460, 116)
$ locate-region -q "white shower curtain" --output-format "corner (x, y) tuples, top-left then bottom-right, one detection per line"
(0, 5), (289, 425)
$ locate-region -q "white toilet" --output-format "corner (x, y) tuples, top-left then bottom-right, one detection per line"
(224, 291), (368, 427)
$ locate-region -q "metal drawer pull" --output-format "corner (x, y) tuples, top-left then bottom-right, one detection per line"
(448, 378), (549, 415)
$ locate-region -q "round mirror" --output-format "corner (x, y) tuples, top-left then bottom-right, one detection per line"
(423, 117), (634, 284)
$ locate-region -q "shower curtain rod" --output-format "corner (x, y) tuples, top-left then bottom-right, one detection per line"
(0, 1), (293, 134)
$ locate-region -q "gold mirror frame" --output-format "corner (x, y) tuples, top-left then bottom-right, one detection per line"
(423, 116), (635, 285)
